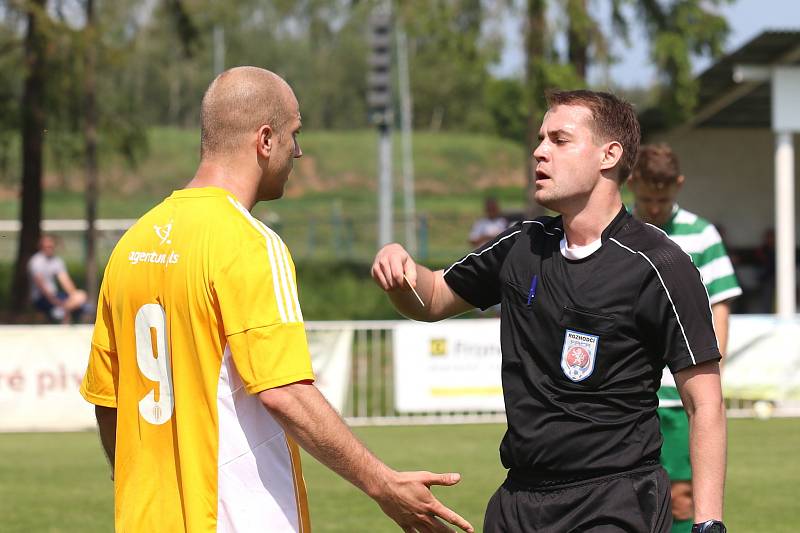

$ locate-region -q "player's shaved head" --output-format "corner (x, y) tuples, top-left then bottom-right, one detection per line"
(200, 66), (296, 158)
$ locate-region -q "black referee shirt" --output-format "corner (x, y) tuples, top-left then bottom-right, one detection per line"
(444, 206), (720, 480)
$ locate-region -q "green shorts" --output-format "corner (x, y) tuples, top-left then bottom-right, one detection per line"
(658, 406), (692, 482)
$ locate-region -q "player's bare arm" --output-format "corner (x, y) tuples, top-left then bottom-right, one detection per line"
(259, 382), (474, 533)
(710, 301), (731, 358)
(371, 243), (472, 322)
(95, 406), (117, 477)
(675, 360), (726, 523)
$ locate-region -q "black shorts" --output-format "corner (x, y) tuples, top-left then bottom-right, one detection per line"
(484, 465), (672, 533)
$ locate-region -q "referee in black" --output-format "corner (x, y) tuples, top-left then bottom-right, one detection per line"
(371, 90), (726, 533)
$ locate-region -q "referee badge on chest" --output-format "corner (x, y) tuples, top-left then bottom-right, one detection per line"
(561, 329), (599, 382)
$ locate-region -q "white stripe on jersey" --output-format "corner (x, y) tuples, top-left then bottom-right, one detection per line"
(227, 197), (302, 324)
(673, 209), (698, 225)
(698, 255), (736, 286)
(249, 218), (304, 323)
(667, 225), (721, 255)
(610, 238), (697, 365)
(255, 219), (303, 323)
(444, 220), (564, 276)
(264, 228), (296, 323)
(264, 226), (292, 322)
(444, 229), (522, 276)
(280, 247), (303, 322)
(708, 286), (743, 306)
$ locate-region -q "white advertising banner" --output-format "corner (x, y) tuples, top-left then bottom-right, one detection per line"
(393, 319), (504, 413)
(724, 315), (800, 401)
(306, 327), (353, 413)
(1, 325), (353, 432)
(0, 325), (96, 432)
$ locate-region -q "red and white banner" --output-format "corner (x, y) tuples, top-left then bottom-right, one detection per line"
(0, 325), (96, 432)
(0, 325), (352, 432)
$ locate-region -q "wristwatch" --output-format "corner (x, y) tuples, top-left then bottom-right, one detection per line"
(691, 520), (726, 533)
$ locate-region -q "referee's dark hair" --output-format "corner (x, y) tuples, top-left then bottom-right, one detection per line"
(545, 89), (641, 182)
(630, 143), (682, 189)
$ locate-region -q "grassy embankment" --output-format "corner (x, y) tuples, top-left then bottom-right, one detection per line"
(0, 128), (527, 319)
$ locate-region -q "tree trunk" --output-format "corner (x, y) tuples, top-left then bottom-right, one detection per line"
(524, 0), (547, 218)
(10, 0), (48, 315)
(85, 0), (99, 307)
(567, 0), (588, 81)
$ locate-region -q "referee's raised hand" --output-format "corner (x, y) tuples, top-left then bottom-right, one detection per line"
(372, 243), (418, 291)
(373, 470), (474, 533)
(371, 243), (474, 322)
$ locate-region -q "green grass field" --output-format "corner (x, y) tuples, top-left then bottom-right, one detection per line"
(0, 419), (797, 532)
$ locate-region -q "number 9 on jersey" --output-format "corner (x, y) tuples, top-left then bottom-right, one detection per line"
(135, 304), (174, 425)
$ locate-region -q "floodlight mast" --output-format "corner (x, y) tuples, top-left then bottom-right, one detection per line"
(368, 3), (393, 248)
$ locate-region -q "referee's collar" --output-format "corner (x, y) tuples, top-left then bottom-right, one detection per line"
(600, 205), (630, 243)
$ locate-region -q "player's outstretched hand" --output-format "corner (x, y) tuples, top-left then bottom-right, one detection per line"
(373, 470), (474, 533)
(372, 243), (418, 291)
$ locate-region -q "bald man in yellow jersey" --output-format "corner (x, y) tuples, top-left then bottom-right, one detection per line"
(80, 67), (474, 533)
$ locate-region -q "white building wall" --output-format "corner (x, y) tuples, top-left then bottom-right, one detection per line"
(652, 128), (800, 248)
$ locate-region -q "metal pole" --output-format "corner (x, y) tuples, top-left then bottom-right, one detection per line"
(774, 131), (796, 318)
(396, 27), (416, 255)
(378, 124), (393, 247)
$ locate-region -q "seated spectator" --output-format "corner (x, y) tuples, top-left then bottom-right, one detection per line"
(469, 197), (508, 247)
(28, 234), (88, 324)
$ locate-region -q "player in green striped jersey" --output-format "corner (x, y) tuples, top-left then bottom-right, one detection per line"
(628, 144), (741, 533)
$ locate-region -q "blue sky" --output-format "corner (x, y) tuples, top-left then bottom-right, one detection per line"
(493, 0), (800, 88)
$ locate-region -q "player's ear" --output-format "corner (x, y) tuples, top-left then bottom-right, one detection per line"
(675, 174), (685, 190)
(600, 141), (623, 172)
(256, 125), (273, 159)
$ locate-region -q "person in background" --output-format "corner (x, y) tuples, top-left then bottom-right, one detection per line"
(629, 143), (741, 533)
(28, 234), (88, 324)
(469, 197), (508, 247)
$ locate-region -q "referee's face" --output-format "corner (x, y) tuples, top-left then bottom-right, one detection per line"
(533, 105), (607, 213)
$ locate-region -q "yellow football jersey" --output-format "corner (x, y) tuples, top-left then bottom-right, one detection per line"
(80, 187), (315, 532)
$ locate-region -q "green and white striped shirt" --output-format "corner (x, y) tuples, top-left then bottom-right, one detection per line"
(656, 205), (742, 406)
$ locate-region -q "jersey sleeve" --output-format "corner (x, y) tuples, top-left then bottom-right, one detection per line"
(54, 256), (67, 274)
(80, 274), (119, 408)
(214, 234), (315, 394)
(635, 245), (721, 374)
(696, 225), (742, 305)
(443, 223), (521, 310)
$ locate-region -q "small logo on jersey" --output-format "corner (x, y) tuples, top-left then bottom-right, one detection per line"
(154, 220), (173, 245)
(561, 329), (598, 382)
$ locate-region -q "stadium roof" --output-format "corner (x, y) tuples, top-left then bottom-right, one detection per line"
(644, 30), (800, 133)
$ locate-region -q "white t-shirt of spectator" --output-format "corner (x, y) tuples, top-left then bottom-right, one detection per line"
(28, 252), (67, 301)
(469, 217), (508, 245)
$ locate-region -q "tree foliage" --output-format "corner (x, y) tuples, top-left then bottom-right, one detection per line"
(634, 0), (730, 125)
(1, 0), (736, 315)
